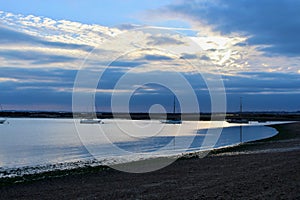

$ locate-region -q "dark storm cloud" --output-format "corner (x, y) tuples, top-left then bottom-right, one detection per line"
(0, 26), (93, 51)
(165, 0), (300, 56)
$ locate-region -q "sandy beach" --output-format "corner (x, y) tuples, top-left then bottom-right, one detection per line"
(1, 122), (300, 199)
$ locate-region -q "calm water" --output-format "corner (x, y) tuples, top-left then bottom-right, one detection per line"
(0, 118), (280, 176)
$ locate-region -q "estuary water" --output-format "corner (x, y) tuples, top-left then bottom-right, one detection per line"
(0, 118), (284, 177)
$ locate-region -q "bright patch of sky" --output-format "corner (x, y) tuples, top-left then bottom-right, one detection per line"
(0, 0), (174, 26)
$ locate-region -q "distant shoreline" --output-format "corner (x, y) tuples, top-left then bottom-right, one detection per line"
(1, 111), (300, 121)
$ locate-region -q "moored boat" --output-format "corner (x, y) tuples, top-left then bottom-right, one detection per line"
(0, 118), (6, 124)
(161, 95), (182, 124)
(80, 118), (102, 124)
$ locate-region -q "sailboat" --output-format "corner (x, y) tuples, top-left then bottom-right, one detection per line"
(80, 98), (102, 124)
(227, 97), (249, 124)
(80, 118), (102, 124)
(161, 96), (182, 124)
(0, 118), (6, 124)
(0, 104), (7, 124)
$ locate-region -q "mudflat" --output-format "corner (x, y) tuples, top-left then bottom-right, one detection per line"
(1, 122), (300, 199)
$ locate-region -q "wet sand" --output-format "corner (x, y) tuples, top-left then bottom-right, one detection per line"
(1, 122), (300, 199)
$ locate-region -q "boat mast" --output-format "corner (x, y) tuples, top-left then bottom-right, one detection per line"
(239, 97), (243, 117)
(239, 97), (243, 143)
(173, 95), (176, 114)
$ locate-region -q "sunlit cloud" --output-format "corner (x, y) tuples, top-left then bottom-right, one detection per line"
(146, 0), (300, 75)
(0, 77), (20, 82)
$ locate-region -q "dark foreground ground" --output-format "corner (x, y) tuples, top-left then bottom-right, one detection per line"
(1, 122), (300, 199)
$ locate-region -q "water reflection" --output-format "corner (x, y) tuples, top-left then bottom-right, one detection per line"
(0, 119), (277, 169)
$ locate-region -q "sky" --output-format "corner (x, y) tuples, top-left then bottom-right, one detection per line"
(0, 0), (300, 112)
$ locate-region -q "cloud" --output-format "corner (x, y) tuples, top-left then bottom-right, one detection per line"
(0, 67), (78, 111)
(117, 24), (141, 30)
(0, 49), (78, 64)
(0, 11), (195, 71)
(163, 0), (300, 56)
(0, 12), (121, 69)
(109, 60), (146, 68)
(0, 26), (93, 51)
(179, 53), (211, 61)
(0, 67), (76, 86)
(0, 10), (119, 45)
(179, 53), (198, 60)
(0, 26), (37, 44)
(142, 54), (173, 61)
(223, 72), (300, 94)
(146, 35), (185, 46)
(1, 10), (299, 111)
